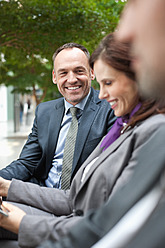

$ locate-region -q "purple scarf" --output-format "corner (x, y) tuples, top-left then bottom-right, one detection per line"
(100, 103), (142, 151)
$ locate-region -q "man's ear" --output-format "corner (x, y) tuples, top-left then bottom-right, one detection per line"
(52, 69), (57, 84)
(90, 69), (95, 80)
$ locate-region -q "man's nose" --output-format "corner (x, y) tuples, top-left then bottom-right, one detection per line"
(67, 71), (77, 83)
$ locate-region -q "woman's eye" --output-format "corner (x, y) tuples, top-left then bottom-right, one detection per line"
(105, 81), (112, 86)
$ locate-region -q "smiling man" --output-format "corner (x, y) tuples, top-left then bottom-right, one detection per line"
(0, 42), (115, 190)
(53, 46), (91, 105)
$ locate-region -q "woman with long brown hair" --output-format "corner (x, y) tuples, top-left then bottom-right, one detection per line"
(89, 33), (165, 145)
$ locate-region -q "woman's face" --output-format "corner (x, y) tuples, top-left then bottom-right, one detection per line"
(94, 59), (139, 117)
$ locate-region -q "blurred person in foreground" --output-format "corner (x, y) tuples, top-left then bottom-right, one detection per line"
(1, 33), (165, 248)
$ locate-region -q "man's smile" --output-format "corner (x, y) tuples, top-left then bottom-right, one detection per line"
(65, 86), (81, 90)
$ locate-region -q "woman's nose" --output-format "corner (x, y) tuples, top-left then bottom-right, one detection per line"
(99, 88), (108, 100)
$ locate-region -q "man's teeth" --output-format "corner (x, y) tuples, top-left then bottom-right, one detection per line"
(67, 86), (80, 90)
(109, 101), (116, 106)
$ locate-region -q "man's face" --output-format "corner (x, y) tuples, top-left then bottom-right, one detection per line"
(117, 0), (165, 98)
(53, 48), (94, 105)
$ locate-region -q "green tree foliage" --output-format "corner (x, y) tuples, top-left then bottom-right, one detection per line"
(0, 0), (126, 104)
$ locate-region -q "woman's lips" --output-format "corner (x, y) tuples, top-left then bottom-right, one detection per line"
(109, 100), (118, 109)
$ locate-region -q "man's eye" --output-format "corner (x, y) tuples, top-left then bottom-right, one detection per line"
(76, 69), (84, 74)
(60, 72), (67, 76)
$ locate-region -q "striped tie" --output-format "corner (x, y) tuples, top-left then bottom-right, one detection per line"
(61, 107), (78, 190)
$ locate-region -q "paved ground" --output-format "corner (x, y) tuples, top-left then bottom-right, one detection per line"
(0, 112), (34, 170)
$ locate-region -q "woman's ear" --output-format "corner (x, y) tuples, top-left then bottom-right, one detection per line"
(52, 69), (57, 84)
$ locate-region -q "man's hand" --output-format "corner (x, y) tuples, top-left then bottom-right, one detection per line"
(0, 177), (11, 197)
(0, 202), (26, 234)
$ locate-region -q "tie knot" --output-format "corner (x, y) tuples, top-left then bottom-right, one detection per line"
(70, 107), (77, 117)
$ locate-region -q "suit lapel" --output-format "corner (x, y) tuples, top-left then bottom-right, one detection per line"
(97, 125), (165, 234)
(72, 89), (101, 173)
(78, 127), (134, 191)
(46, 99), (65, 171)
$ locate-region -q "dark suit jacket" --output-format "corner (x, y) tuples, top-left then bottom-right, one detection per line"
(0, 87), (115, 185)
(47, 124), (165, 248)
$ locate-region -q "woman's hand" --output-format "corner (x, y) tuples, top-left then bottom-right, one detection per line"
(0, 177), (11, 197)
(0, 202), (26, 234)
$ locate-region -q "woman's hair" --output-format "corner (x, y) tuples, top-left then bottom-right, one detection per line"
(89, 33), (135, 81)
(128, 98), (165, 129)
(90, 33), (165, 130)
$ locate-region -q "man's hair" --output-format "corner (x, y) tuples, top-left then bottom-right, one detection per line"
(52, 42), (90, 62)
